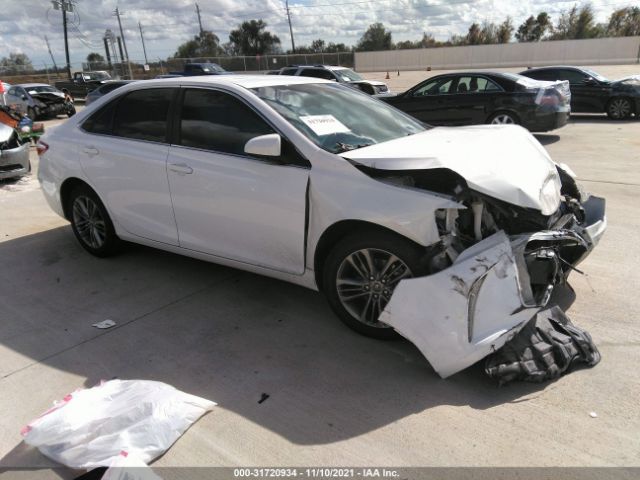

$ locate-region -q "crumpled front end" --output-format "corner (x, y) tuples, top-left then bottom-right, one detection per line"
(378, 167), (606, 378)
(0, 124), (30, 180)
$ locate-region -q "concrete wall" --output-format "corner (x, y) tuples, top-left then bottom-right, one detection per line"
(355, 36), (640, 72)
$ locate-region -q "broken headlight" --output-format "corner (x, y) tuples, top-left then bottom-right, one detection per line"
(539, 173), (562, 216)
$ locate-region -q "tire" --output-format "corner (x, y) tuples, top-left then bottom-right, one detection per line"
(322, 229), (429, 339)
(67, 184), (119, 257)
(27, 107), (36, 121)
(67, 105), (76, 117)
(488, 111), (519, 125)
(606, 97), (632, 120)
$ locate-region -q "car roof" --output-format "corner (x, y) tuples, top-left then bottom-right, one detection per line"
(523, 66), (584, 71)
(16, 83), (54, 88)
(139, 74), (333, 89)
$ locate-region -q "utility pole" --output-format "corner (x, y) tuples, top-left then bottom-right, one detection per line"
(139, 22), (149, 65)
(114, 7), (133, 79)
(196, 3), (204, 36)
(285, 0), (295, 54)
(45, 35), (59, 73)
(51, 1), (74, 78)
(62, 2), (71, 78)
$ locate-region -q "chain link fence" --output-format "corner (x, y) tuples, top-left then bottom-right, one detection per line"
(0, 52), (355, 84)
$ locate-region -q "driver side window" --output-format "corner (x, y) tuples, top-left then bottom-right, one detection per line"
(179, 89), (275, 157)
(413, 78), (453, 97)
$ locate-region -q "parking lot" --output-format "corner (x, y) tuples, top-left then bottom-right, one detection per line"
(1, 66), (639, 477)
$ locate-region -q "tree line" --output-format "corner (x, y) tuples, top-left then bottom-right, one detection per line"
(1, 5), (639, 74)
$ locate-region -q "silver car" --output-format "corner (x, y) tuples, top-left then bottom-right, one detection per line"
(0, 123), (30, 180)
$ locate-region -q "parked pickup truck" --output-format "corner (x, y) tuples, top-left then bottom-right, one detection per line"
(55, 71), (112, 98)
(168, 63), (230, 76)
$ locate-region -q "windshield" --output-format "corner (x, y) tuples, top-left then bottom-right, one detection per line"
(201, 63), (225, 73)
(582, 68), (608, 82)
(28, 86), (58, 93)
(252, 83), (426, 154)
(83, 72), (110, 81)
(335, 68), (363, 82)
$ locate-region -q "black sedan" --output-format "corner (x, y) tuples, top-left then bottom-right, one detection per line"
(519, 66), (640, 120)
(383, 72), (570, 132)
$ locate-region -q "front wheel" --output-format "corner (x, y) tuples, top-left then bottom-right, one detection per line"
(607, 98), (632, 120)
(68, 185), (119, 257)
(322, 230), (428, 339)
(488, 111), (519, 125)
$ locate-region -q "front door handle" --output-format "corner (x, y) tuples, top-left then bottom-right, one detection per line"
(168, 163), (193, 175)
(82, 146), (99, 156)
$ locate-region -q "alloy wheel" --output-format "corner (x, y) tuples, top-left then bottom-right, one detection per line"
(609, 99), (631, 119)
(491, 114), (516, 124)
(336, 248), (413, 327)
(72, 195), (107, 249)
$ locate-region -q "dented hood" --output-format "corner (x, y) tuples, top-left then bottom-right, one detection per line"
(343, 125), (561, 213)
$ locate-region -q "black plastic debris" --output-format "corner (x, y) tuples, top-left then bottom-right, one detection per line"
(258, 393), (270, 404)
(485, 305), (601, 385)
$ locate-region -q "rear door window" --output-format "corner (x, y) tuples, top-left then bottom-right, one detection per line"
(112, 88), (174, 143)
(457, 76), (502, 93)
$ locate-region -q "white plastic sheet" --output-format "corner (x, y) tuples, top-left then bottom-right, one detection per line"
(103, 452), (163, 480)
(21, 379), (215, 469)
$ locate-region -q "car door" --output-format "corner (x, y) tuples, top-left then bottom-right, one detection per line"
(548, 69), (607, 113)
(6, 87), (28, 114)
(445, 75), (501, 125)
(166, 87), (310, 275)
(79, 87), (179, 245)
(388, 76), (455, 124)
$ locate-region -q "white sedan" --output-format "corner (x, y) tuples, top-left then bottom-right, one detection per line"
(37, 75), (606, 377)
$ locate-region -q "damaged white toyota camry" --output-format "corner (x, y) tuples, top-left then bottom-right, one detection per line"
(38, 76), (606, 378)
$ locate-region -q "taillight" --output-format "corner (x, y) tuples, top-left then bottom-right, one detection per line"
(36, 140), (49, 156)
(540, 93), (560, 107)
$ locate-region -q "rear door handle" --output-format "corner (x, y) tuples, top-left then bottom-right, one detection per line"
(82, 146), (99, 156)
(168, 163), (193, 175)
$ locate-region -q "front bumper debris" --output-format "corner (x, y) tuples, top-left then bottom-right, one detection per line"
(380, 197), (606, 379)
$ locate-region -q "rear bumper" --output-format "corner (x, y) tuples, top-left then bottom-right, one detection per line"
(0, 142), (30, 180)
(524, 110), (570, 132)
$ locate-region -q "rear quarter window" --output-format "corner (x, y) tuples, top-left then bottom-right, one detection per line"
(112, 88), (174, 143)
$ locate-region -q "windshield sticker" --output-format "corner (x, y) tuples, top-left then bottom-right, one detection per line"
(300, 115), (351, 136)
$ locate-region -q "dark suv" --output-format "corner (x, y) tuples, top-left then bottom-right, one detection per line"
(520, 66), (640, 119)
(276, 65), (391, 96)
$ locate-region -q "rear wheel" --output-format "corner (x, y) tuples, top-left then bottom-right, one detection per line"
(488, 111), (519, 125)
(322, 230), (428, 339)
(68, 185), (119, 257)
(606, 98), (632, 120)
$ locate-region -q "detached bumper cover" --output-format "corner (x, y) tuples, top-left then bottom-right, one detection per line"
(380, 197), (606, 378)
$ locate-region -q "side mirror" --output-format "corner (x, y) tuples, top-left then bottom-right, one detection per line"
(583, 77), (597, 85)
(21, 95), (28, 100)
(244, 134), (281, 157)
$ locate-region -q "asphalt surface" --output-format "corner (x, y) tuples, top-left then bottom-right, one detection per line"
(0, 66), (639, 478)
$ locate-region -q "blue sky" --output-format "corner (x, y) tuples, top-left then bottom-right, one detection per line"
(0, 0), (630, 69)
